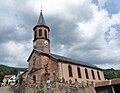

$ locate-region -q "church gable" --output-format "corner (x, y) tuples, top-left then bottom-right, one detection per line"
(27, 50), (42, 74)
(28, 49), (59, 77)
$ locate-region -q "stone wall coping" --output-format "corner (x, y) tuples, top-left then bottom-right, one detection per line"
(95, 78), (120, 87)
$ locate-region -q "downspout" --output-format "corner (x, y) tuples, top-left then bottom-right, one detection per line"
(109, 80), (115, 93)
(111, 86), (115, 93)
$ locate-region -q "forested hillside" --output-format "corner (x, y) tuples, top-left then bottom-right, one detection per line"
(0, 65), (26, 82)
(104, 69), (120, 79)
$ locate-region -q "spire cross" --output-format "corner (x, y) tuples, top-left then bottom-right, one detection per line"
(41, 5), (42, 12)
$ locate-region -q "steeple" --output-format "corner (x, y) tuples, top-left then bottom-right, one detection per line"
(33, 10), (50, 53)
(37, 10), (45, 25)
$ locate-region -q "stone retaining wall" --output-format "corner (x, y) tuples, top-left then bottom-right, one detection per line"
(25, 81), (96, 93)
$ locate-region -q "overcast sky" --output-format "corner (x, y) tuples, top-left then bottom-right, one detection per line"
(0, 0), (120, 69)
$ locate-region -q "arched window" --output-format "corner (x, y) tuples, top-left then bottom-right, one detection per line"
(85, 68), (89, 79)
(39, 29), (42, 37)
(77, 67), (81, 78)
(68, 65), (73, 77)
(44, 30), (47, 38)
(33, 56), (36, 66)
(33, 75), (36, 83)
(33, 61), (35, 66)
(34, 31), (37, 39)
(91, 70), (95, 79)
(97, 71), (101, 80)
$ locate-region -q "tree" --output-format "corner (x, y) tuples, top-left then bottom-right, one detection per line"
(104, 69), (120, 79)
(0, 71), (4, 82)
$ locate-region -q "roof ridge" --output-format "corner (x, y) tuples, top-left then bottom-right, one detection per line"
(51, 53), (102, 70)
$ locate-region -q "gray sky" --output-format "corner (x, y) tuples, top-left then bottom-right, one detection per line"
(0, 0), (120, 69)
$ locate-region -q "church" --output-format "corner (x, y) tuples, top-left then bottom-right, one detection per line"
(27, 10), (105, 83)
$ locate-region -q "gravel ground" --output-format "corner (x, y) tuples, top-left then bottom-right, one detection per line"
(0, 86), (13, 93)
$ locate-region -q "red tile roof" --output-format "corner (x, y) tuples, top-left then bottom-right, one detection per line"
(4, 75), (14, 78)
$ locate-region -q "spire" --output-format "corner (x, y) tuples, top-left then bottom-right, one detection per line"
(37, 9), (45, 25)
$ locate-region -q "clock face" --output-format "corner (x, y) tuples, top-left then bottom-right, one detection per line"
(33, 41), (36, 46)
(44, 40), (49, 45)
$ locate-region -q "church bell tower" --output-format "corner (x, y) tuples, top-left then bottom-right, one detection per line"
(33, 10), (50, 53)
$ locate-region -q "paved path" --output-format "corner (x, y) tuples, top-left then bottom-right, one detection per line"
(0, 86), (13, 93)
